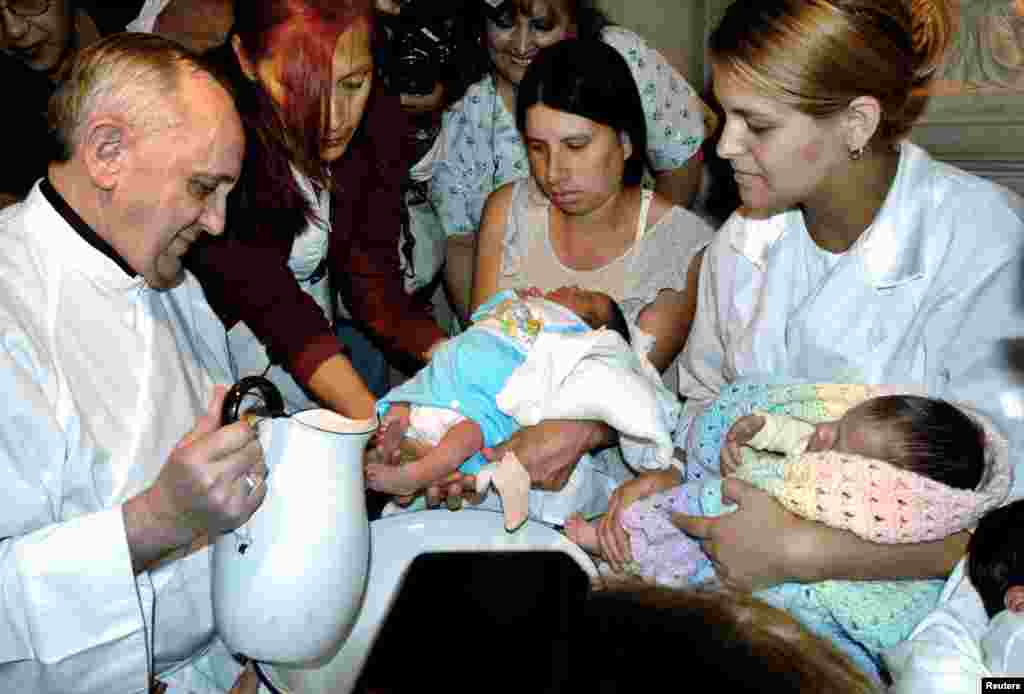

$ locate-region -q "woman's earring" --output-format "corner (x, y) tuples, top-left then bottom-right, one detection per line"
(848, 145), (864, 161)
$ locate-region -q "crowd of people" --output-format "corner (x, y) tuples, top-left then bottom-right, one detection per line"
(1, 0), (1022, 692)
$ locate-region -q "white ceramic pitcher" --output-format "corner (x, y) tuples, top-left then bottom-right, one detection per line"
(213, 376), (377, 667)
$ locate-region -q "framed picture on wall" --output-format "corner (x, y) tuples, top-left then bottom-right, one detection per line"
(913, 0), (1024, 159)
(702, 0), (1024, 159)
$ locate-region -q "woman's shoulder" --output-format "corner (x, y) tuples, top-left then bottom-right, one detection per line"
(599, 24), (647, 53)
(644, 193), (715, 244)
(484, 180), (521, 216)
(442, 76), (496, 120)
(895, 143), (1024, 244)
(622, 193), (714, 302)
(436, 76), (499, 156)
(902, 142), (1018, 203)
(598, 25), (689, 83)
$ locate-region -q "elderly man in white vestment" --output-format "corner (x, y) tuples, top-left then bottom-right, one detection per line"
(0, 33), (268, 694)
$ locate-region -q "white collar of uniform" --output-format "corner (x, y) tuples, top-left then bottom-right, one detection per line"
(33, 179), (147, 293)
(728, 141), (929, 289)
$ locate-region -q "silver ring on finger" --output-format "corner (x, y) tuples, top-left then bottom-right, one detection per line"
(243, 474), (259, 495)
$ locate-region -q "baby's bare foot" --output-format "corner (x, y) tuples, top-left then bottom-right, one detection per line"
(365, 461), (421, 496)
(564, 513), (602, 555)
(376, 419), (407, 463)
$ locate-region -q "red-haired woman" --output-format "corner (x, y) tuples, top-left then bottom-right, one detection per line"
(188, 0), (448, 420)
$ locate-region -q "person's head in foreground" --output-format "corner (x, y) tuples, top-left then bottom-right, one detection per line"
(968, 499), (1024, 619)
(47, 31), (244, 290)
(804, 395), (985, 491)
(578, 586), (878, 693)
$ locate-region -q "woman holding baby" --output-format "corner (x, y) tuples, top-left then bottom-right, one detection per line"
(452, 38), (714, 520)
(436, 0), (1024, 601)
(581, 0), (1024, 600)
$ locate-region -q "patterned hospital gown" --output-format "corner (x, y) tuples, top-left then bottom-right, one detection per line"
(429, 26), (706, 238)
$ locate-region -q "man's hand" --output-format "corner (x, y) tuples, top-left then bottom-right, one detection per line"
(125, 387), (267, 571)
(671, 477), (815, 591)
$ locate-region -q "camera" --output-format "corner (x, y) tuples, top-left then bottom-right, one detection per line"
(378, 1), (464, 96)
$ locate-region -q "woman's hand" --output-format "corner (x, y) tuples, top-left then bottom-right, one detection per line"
(720, 414), (765, 476)
(595, 468), (682, 573)
(671, 478), (819, 591)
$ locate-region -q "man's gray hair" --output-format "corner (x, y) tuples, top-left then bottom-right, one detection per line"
(48, 33), (231, 160)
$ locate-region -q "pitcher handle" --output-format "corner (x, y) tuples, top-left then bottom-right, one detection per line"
(222, 375), (287, 426)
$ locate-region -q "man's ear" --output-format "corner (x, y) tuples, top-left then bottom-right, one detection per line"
(1006, 584), (1024, 613)
(232, 34), (258, 82)
(843, 95), (882, 153)
(82, 120), (127, 190)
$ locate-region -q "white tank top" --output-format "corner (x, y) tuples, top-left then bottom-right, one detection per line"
(514, 188), (653, 301)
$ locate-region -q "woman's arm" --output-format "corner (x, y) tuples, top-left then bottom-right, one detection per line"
(470, 182), (517, 314)
(186, 233), (379, 417)
(636, 247), (704, 373)
(674, 478), (970, 590)
(308, 353), (377, 419)
(654, 157), (703, 210)
(335, 91), (449, 367)
(445, 233), (476, 325)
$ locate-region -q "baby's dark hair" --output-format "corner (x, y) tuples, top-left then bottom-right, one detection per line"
(968, 500), (1024, 618)
(857, 395), (985, 490)
(603, 297), (630, 345)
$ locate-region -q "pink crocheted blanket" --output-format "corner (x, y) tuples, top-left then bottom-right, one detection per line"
(702, 383), (1013, 543)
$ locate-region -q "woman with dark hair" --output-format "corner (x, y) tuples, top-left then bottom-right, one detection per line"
(452, 39), (712, 522)
(187, 0), (449, 419)
(429, 0), (708, 322)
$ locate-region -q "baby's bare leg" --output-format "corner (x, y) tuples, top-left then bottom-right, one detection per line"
(376, 403), (412, 463)
(365, 419), (484, 496)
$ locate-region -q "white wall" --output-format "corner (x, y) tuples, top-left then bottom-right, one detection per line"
(597, 0), (707, 91)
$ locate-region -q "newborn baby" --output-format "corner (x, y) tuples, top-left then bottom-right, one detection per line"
(366, 286), (630, 526)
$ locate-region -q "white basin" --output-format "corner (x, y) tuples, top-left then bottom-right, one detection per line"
(261, 509), (598, 693)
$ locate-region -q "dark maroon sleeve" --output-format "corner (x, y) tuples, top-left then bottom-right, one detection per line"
(187, 230), (343, 386)
(331, 90), (447, 365)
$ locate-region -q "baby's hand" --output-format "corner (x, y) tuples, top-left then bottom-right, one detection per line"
(375, 404), (411, 463)
(720, 414), (766, 476)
